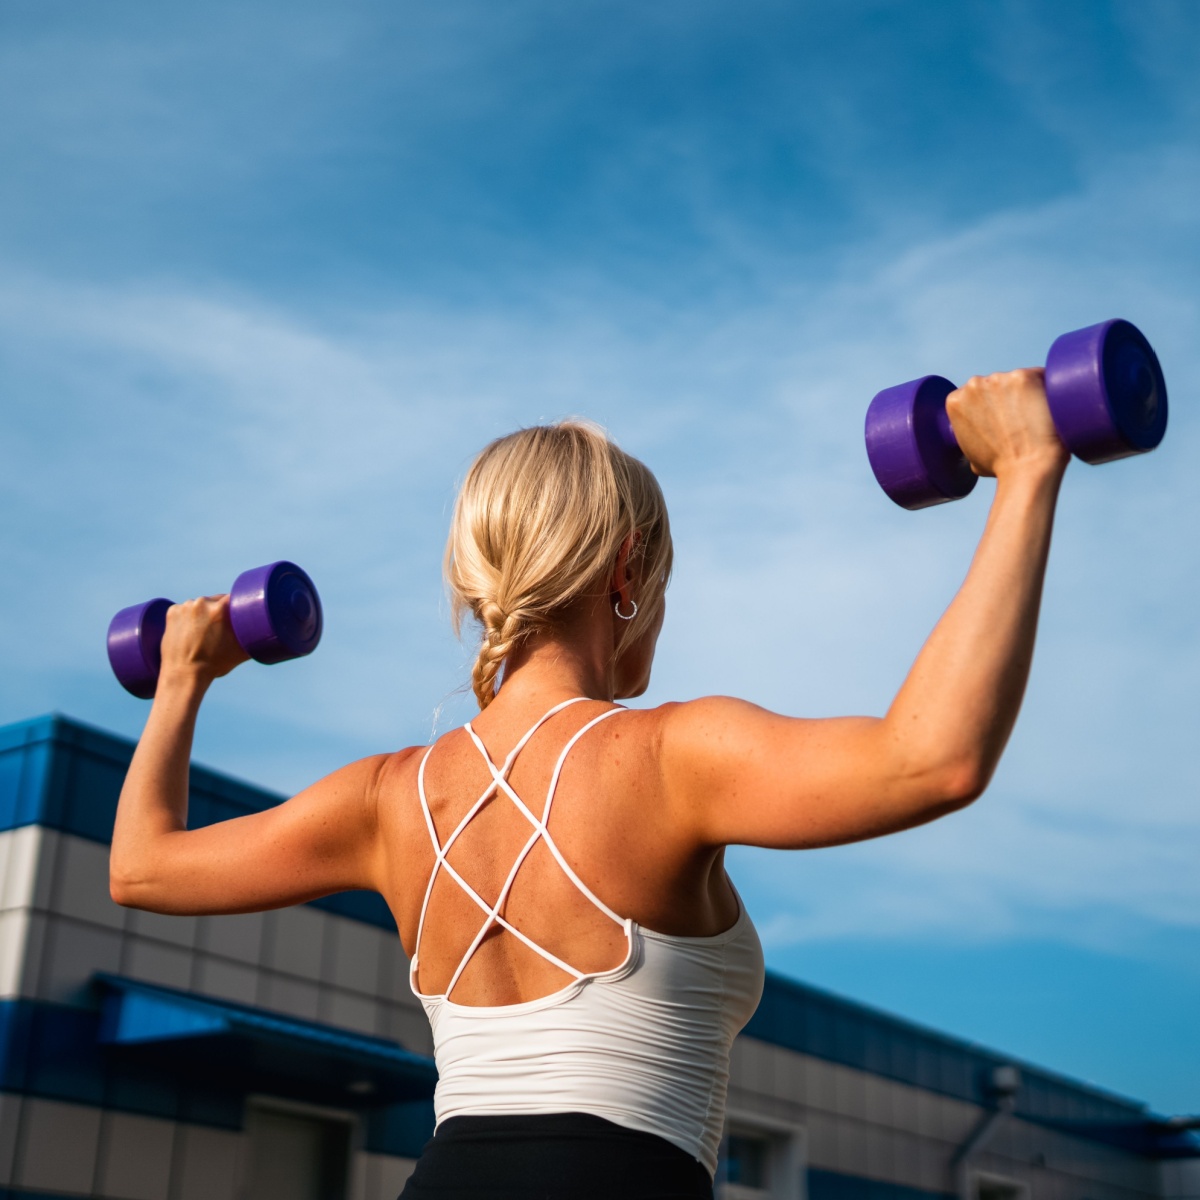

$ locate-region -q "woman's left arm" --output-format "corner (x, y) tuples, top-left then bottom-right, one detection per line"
(109, 595), (393, 915)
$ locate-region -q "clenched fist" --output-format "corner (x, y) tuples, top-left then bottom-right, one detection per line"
(946, 369), (1070, 481)
(159, 595), (251, 685)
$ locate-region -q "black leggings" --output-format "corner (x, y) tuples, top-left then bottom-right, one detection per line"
(397, 1112), (714, 1200)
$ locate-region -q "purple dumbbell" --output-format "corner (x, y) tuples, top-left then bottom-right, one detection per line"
(106, 561), (323, 699)
(865, 319), (1168, 510)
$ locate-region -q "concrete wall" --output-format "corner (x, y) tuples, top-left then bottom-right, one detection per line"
(0, 826), (430, 1052)
(0, 825), (424, 1199)
(0, 1092), (415, 1200)
(726, 1036), (1162, 1200)
(1161, 1158), (1200, 1200)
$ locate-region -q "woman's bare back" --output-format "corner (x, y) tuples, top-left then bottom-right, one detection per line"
(377, 699), (739, 1008)
(112, 379), (1067, 1024)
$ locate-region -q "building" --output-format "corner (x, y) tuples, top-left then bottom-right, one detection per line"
(1, 714), (1196, 1200)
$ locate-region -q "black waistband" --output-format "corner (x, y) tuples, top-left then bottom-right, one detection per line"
(398, 1112), (713, 1200)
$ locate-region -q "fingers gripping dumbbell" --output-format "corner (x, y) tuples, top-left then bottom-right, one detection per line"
(106, 561), (323, 698)
(865, 319), (1168, 510)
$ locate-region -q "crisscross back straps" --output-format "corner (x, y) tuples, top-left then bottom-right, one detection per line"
(412, 698), (628, 999)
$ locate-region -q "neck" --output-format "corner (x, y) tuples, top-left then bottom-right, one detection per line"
(492, 597), (616, 710)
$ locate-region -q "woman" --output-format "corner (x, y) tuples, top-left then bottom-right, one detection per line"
(111, 367), (1068, 1199)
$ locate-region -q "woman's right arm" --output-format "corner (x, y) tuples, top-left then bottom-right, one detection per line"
(109, 595), (403, 916)
(663, 367), (1071, 850)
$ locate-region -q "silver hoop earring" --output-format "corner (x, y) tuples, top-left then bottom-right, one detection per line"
(614, 598), (638, 620)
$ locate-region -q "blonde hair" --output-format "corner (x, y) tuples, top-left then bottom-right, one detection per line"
(445, 420), (673, 709)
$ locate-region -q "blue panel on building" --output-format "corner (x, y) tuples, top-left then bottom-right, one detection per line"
(0, 714), (396, 930)
(96, 974), (437, 1107)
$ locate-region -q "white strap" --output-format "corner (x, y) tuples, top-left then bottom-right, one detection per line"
(441, 827), (586, 997)
(465, 709), (627, 927)
(538, 707), (627, 925)
(412, 698), (628, 999)
(412, 697), (590, 975)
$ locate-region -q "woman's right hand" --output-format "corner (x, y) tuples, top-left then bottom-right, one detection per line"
(946, 367), (1070, 481)
(158, 594), (250, 688)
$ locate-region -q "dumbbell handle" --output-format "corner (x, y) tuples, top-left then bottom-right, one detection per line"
(928, 399), (959, 454)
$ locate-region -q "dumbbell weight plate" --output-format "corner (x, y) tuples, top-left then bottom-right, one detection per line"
(1045, 319), (1168, 465)
(228, 561), (323, 665)
(107, 598), (173, 699)
(865, 375), (978, 510)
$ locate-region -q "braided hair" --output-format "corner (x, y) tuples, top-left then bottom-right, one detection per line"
(445, 420), (673, 709)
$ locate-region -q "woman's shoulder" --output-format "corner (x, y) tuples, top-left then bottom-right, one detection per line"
(365, 697), (763, 796)
(376, 741), (432, 779)
(641, 696), (785, 801)
(637, 695), (769, 746)
(366, 743), (431, 807)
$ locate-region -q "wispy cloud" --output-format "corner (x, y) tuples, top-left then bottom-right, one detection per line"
(4, 135), (1197, 963)
(1, 24), (1198, 1101)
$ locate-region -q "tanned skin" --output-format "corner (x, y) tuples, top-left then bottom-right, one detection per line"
(111, 369), (1068, 1006)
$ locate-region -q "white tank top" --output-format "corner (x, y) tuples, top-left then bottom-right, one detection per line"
(408, 697), (765, 1177)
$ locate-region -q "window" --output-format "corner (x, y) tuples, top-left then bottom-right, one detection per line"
(724, 1134), (770, 1189)
(243, 1103), (351, 1200)
(973, 1172), (1029, 1200)
(720, 1114), (806, 1200)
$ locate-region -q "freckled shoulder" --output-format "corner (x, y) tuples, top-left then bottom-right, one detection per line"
(376, 743), (429, 800)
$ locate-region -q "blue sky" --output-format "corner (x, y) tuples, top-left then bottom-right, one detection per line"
(2, 1), (1198, 1112)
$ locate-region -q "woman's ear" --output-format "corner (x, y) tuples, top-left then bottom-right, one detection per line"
(610, 532), (641, 604)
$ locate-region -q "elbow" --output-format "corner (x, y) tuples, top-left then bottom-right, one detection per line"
(109, 858), (152, 910)
(935, 757), (991, 812)
(110, 834), (193, 913)
(109, 867), (135, 909)
(881, 756), (991, 836)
